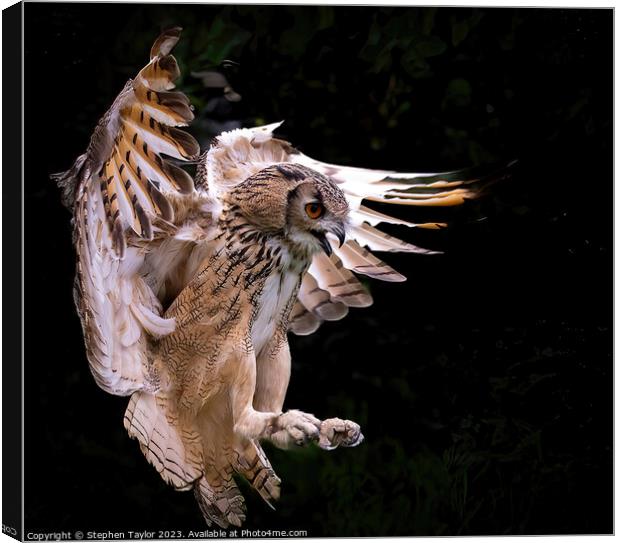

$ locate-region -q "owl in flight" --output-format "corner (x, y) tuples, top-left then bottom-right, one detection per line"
(54, 28), (490, 527)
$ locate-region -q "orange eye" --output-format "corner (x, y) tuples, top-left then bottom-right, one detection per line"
(305, 202), (324, 220)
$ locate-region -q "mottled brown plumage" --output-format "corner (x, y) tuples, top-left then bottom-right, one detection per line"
(55, 28), (494, 527)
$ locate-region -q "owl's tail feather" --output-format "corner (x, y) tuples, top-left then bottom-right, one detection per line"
(194, 473), (246, 528)
(123, 392), (202, 490)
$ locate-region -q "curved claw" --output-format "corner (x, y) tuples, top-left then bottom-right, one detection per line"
(318, 418), (363, 450)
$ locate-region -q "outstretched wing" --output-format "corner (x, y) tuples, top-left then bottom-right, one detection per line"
(54, 27), (204, 395)
(202, 123), (506, 335)
(286, 155), (508, 334)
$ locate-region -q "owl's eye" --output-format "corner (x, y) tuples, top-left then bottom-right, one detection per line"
(305, 202), (325, 220)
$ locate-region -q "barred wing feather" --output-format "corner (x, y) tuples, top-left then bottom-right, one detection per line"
(54, 27), (200, 396)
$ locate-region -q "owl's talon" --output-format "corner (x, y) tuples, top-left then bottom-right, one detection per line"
(319, 418), (363, 450)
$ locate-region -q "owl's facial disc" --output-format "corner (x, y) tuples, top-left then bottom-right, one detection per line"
(228, 164), (349, 257)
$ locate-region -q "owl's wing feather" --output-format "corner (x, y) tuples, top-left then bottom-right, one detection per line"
(289, 301), (323, 336)
(205, 123), (501, 335)
(333, 239), (406, 282)
(292, 154), (507, 332)
(297, 268), (350, 320)
(56, 28), (203, 396)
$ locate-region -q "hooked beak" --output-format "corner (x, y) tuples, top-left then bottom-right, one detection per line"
(313, 222), (346, 257)
(329, 222), (346, 248)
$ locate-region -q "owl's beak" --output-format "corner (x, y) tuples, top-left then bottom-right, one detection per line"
(311, 232), (333, 256)
(313, 223), (345, 256)
(329, 223), (346, 248)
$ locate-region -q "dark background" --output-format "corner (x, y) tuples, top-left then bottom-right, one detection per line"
(24, 4), (612, 537)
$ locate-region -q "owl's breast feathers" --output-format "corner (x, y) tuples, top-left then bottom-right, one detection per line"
(158, 203), (309, 380)
(212, 204), (310, 355)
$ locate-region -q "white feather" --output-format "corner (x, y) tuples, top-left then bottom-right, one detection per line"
(252, 264), (300, 356)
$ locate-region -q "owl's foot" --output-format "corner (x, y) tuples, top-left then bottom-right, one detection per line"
(268, 409), (321, 449)
(318, 418), (364, 450)
(265, 411), (363, 450)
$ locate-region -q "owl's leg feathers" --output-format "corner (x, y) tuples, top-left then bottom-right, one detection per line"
(234, 406), (322, 449)
(254, 341), (323, 447)
(233, 386), (322, 449)
(254, 339), (291, 413)
(230, 349), (321, 449)
(231, 348), (362, 450)
(254, 339), (364, 450)
(267, 409), (322, 448)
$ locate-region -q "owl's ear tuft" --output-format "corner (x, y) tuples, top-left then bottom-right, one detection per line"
(275, 163), (307, 181)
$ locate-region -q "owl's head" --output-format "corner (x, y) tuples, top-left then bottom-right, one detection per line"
(227, 163), (349, 256)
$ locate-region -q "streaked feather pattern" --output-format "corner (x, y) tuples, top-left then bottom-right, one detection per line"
(124, 392), (202, 489)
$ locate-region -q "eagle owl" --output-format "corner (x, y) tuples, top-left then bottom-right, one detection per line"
(54, 28), (487, 527)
